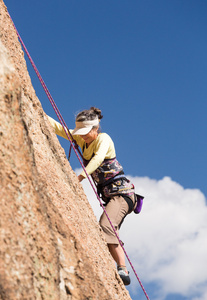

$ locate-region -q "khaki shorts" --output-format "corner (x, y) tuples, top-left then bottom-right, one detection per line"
(99, 194), (135, 244)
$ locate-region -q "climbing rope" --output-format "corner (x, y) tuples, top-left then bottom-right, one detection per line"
(8, 11), (150, 300)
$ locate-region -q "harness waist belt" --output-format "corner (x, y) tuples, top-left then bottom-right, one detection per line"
(99, 173), (126, 188)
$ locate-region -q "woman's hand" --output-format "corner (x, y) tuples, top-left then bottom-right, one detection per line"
(78, 174), (85, 182)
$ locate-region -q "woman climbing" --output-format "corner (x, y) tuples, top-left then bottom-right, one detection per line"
(48, 107), (137, 286)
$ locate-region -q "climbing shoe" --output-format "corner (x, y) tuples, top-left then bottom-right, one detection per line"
(117, 266), (131, 286)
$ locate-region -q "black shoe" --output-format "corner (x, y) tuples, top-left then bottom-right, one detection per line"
(118, 267), (131, 286)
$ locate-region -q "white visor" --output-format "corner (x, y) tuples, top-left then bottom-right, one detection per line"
(72, 117), (99, 135)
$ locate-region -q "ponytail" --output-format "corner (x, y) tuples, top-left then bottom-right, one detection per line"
(76, 107), (103, 122)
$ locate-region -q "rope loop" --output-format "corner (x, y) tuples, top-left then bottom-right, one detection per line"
(68, 140), (80, 161)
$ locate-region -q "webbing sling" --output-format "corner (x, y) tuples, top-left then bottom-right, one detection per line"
(8, 10), (150, 300)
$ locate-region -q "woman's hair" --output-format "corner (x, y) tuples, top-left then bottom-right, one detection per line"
(76, 107), (103, 123)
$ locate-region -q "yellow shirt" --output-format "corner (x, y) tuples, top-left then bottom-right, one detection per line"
(48, 116), (116, 178)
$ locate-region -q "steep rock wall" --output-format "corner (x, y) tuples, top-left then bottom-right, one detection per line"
(0, 1), (132, 299)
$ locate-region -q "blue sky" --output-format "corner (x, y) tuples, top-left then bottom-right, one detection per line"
(6, 1), (207, 299)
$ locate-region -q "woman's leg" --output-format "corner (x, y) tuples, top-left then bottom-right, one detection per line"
(108, 243), (126, 268)
(99, 195), (135, 285)
(99, 196), (129, 266)
(108, 243), (130, 285)
(99, 195), (128, 245)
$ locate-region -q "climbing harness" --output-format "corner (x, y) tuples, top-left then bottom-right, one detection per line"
(8, 10), (150, 300)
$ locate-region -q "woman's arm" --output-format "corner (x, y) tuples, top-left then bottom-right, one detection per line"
(48, 116), (83, 146)
(78, 174), (85, 182)
(48, 116), (69, 140)
(80, 133), (114, 179)
(48, 116), (115, 181)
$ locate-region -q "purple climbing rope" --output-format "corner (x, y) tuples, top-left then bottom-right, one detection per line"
(8, 10), (150, 300)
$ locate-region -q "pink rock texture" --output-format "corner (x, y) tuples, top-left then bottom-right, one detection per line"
(0, 1), (132, 299)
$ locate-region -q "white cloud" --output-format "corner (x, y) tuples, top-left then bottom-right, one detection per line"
(75, 169), (207, 300)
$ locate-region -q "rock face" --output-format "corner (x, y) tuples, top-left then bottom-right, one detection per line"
(0, 1), (132, 299)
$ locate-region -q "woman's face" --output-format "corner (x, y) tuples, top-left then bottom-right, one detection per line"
(81, 127), (99, 145)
